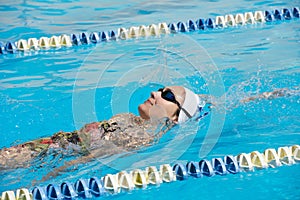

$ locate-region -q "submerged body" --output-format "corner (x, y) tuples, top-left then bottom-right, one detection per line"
(0, 86), (189, 170)
(0, 113), (173, 170)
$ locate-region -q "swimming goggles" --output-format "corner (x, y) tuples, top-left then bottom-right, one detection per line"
(158, 88), (192, 118)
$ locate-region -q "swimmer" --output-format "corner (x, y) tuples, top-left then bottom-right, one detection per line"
(0, 86), (202, 171)
(0, 86), (294, 173)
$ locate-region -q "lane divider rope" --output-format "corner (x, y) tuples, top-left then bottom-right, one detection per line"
(1, 144), (299, 200)
(0, 7), (299, 55)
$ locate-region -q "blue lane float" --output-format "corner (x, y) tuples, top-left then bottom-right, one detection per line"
(173, 163), (188, 180)
(5, 41), (17, 53)
(168, 23), (178, 33)
(199, 159), (215, 176)
(196, 18), (206, 30)
(108, 30), (117, 40)
(177, 22), (188, 32)
(74, 179), (91, 198)
(46, 184), (64, 200)
(99, 31), (109, 41)
(293, 7), (300, 17)
(205, 18), (215, 29)
(89, 32), (100, 43)
(88, 177), (105, 197)
(61, 182), (78, 200)
(187, 19), (197, 31)
(71, 34), (81, 46)
(265, 10), (275, 22)
(212, 158), (227, 175)
(186, 161), (201, 178)
(0, 42), (6, 54)
(79, 32), (90, 45)
(1, 7), (299, 55)
(224, 155), (239, 174)
(32, 187), (47, 200)
(274, 9), (283, 20)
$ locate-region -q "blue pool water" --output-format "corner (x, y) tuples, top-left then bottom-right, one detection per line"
(0, 0), (300, 199)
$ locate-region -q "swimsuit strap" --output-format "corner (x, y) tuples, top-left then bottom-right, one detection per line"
(51, 130), (82, 145)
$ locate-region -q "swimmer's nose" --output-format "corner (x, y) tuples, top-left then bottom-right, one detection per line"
(151, 91), (160, 100)
(151, 91), (156, 99)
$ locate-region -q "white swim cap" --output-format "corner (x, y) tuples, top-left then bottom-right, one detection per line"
(177, 87), (200, 123)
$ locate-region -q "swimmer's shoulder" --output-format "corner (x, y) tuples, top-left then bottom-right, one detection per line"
(110, 113), (145, 125)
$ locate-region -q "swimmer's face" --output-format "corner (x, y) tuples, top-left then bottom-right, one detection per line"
(138, 86), (185, 122)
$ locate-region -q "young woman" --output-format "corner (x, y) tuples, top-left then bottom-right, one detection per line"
(0, 85), (292, 172)
(0, 86), (202, 170)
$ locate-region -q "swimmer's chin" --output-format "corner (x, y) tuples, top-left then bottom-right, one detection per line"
(138, 103), (150, 120)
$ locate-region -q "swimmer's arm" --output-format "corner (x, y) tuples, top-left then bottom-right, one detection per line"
(198, 88), (292, 108)
(40, 145), (122, 182)
(40, 153), (95, 182)
(239, 88), (290, 103)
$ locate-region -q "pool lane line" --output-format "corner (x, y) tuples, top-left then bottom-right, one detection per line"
(0, 7), (299, 56)
(1, 144), (299, 200)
